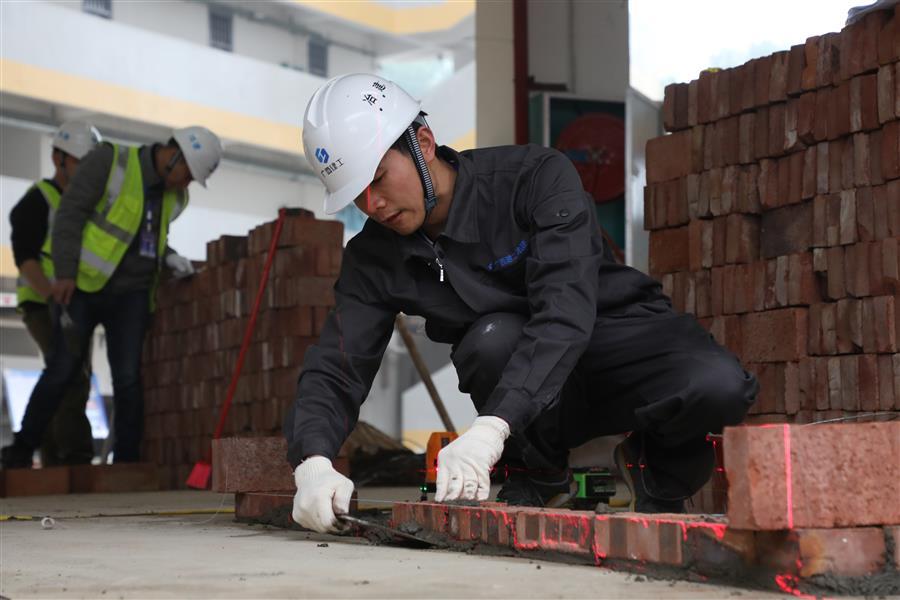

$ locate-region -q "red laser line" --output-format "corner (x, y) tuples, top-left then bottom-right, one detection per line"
(783, 424), (794, 529)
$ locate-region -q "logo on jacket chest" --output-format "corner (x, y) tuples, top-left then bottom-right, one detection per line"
(486, 239), (528, 271)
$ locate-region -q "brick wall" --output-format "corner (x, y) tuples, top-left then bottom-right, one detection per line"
(141, 213), (343, 489)
(649, 7), (900, 512)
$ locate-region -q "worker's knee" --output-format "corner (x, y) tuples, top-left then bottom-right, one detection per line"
(452, 313), (527, 404)
(690, 358), (758, 429)
(453, 312), (526, 376)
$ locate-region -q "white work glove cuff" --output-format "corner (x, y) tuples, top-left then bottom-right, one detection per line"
(471, 415), (511, 441)
(294, 455), (334, 484)
(165, 253), (194, 277)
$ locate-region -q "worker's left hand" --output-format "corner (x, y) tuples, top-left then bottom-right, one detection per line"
(165, 253), (195, 278)
(435, 416), (510, 502)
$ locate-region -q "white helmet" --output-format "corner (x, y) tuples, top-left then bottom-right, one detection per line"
(172, 126), (223, 187)
(303, 73), (422, 214)
(53, 121), (101, 160)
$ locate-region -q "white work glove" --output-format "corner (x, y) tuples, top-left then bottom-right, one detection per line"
(292, 456), (354, 533)
(435, 416), (510, 503)
(165, 253), (195, 278)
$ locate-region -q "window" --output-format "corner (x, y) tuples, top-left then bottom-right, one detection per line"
(308, 37), (328, 77)
(209, 9), (233, 52)
(82, 0), (112, 19)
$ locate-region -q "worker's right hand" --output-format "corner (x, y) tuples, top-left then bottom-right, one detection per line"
(292, 456), (354, 534)
(51, 279), (77, 306)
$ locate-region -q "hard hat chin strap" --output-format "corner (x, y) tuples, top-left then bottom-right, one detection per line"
(402, 125), (438, 217)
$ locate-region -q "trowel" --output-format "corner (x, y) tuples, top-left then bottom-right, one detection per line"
(337, 514), (438, 548)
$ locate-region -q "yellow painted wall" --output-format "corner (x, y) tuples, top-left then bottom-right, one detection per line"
(293, 0), (474, 35)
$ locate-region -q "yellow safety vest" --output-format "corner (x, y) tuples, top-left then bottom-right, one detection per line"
(76, 144), (188, 309)
(15, 181), (61, 307)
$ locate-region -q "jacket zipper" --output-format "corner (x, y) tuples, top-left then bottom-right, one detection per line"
(418, 232), (445, 282)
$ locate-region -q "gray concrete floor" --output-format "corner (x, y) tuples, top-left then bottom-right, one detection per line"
(1, 491), (782, 599)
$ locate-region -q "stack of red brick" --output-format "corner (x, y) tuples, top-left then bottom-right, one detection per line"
(141, 214), (343, 489)
(649, 7), (900, 513)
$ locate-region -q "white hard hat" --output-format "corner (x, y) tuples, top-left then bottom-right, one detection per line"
(53, 121), (102, 160)
(172, 126), (223, 187)
(303, 73), (422, 214)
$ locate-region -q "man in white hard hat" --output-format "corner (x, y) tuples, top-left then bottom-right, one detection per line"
(1, 126), (223, 468)
(286, 74), (758, 533)
(7, 121), (101, 467)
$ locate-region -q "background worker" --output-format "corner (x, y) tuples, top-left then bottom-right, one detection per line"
(286, 74), (758, 534)
(1, 126), (222, 468)
(8, 121), (101, 467)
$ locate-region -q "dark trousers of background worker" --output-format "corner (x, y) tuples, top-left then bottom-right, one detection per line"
(451, 302), (759, 500)
(21, 304), (95, 465)
(16, 289), (151, 463)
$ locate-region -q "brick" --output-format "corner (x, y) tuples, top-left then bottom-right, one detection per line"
(741, 308), (808, 362)
(816, 34), (841, 88)
(724, 422), (900, 529)
(796, 92), (817, 147)
(836, 298), (864, 354)
(646, 130), (699, 183)
(842, 130), (857, 190)
(839, 189), (859, 245)
(882, 119), (900, 179)
(845, 242), (871, 298)
(754, 105), (770, 160)
(211, 436), (293, 493)
(850, 74), (879, 132)
(687, 79), (699, 126)
(825, 246), (846, 300)
(840, 355), (860, 410)
(871, 128), (885, 186)
(447, 506), (484, 541)
(854, 133), (872, 187)
(784, 99), (802, 153)
(856, 187), (876, 242)
(813, 88), (831, 142)
(883, 236), (900, 293)
(70, 464), (159, 494)
(2, 466), (70, 497)
(738, 113), (755, 164)
(859, 354), (880, 411)
(234, 492), (294, 525)
(715, 69), (732, 121)
(758, 159), (778, 210)
(663, 82), (690, 132)
(724, 214), (759, 264)
(648, 226), (689, 275)
(760, 202), (812, 259)
(878, 354), (896, 410)
(279, 217), (344, 249)
(788, 253), (820, 306)
(874, 295), (899, 352)
(887, 527), (900, 570)
(777, 154), (791, 206)
(768, 102), (787, 156)
(828, 138), (844, 192)
(769, 51), (789, 103)
(828, 82), (852, 140)
(763, 527), (888, 578)
(688, 219), (713, 271)
(786, 150), (805, 204)
(878, 65), (896, 124)
(799, 38), (818, 91)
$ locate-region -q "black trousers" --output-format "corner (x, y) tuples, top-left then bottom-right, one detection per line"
(450, 304), (759, 498)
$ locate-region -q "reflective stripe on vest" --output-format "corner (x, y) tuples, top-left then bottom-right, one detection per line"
(16, 181), (61, 307)
(76, 144), (189, 305)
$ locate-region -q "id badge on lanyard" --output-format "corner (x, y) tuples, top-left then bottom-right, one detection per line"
(139, 203), (157, 258)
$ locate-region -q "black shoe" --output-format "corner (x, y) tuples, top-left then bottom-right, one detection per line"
(496, 467), (576, 508)
(612, 435), (685, 514)
(1, 441), (34, 469)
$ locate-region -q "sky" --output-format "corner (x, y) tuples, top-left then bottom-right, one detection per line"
(630, 0), (868, 101)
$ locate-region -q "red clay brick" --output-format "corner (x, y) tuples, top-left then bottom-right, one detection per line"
(825, 246), (846, 300)
(648, 226), (689, 275)
(882, 119), (900, 179)
(725, 422), (900, 530)
(769, 51), (789, 103)
(813, 88), (831, 142)
(816, 33), (841, 88)
(760, 202), (812, 259)
(70, 464), (159, 494)
(887, 526), (900, 570)
(854, 133), (872, 187)
(850, 74), (879, 132)
(828, 82), (852, 140)
(742, 308), (808, 362)
(687, 79), (699, 127)
(768, 102), (787, 157)
(234, 492), (294, 523)
(878, 65), (896, 124)
(859, 353), (880, 411)
(2, 467), (70, 497)
(212, 436), (293, 493)
(662, 82), (690, 132)
(646, 130), (699, 183)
